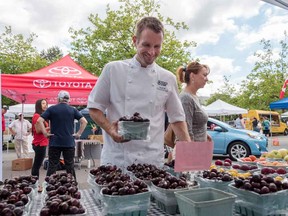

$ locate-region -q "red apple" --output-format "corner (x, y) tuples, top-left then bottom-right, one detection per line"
(276, 168), (287, 175)
(224, 158), (232, 165)
(215, 160), (223, 166)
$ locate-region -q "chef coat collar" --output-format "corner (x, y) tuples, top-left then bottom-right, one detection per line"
(131, 55), (156, 69)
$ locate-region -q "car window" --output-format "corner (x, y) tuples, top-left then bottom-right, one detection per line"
(207, 119), (234, 130)
(207, 121), (219, 130)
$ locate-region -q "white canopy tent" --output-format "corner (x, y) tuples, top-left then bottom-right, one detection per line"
(204, 99), (248, 116)
(8, 103), (54, 117)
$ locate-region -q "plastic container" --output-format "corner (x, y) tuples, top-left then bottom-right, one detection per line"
(151, 182), (198, 215)
(100, 189), (151, 216)
(234, 200), (287, 216)
(228, 183), (288, 215)
(118, 121), (150, 140)
(175, 187), (236, 216)
(194, 175), (233, 192)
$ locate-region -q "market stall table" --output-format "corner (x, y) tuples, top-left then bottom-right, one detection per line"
(30, 189), (179, 215)
(75, 139), (102, 168)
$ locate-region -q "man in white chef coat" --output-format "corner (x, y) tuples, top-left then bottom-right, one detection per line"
(87, 16), (190, 168)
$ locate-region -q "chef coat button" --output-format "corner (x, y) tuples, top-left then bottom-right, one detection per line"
(127, 98), (130, 100)
(152, 84), (155, 87)
(150, 100), (153, 103)
(128, 80), (132, 83)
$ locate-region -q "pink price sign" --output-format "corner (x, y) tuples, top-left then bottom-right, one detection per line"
(174, 141), (214, 172)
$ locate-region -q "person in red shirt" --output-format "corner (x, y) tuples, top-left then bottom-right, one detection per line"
(31, 99), (49, 191)
(2, 105), (8, 149)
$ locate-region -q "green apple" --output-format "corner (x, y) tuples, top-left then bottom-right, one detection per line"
(278, 149), (288, 158)
(267, 150), (277, 158)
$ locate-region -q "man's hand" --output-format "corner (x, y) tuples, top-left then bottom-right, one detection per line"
(73, 133), (81, 139)
(109, 121), (130, 143)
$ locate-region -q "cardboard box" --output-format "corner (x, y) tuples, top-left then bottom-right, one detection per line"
(12, 158), (33, 171)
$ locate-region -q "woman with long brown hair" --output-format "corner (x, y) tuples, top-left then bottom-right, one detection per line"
(31, 99), (49, 192)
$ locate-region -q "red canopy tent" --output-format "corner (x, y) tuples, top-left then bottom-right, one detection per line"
(1, 54), (98, 105)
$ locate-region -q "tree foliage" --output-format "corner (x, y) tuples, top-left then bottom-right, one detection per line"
(208, 32), (288, 111)
(0, 27), (64, 106)
(238, 33), (288, 110)
(0, 26), (47, 75)
(69, 0), (195, 76)
(40, 46), (63, 64)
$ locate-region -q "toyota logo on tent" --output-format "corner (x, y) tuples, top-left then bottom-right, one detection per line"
(49, 66), (82, 76)
(33, 80), (51, 88)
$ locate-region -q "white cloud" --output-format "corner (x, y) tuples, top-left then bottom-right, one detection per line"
(1, 0), (287, 98)
(196, 55), (242, 96)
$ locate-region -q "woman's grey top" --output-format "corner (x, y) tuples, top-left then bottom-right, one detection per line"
(179, 91), (208, 142)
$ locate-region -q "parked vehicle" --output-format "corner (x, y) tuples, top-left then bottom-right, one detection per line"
(243, 110), (288, 135)
(207, 117), (268, 161)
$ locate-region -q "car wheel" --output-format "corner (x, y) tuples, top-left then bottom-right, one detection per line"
(284, 129), (288, 136)
(228, 142), (250, 161)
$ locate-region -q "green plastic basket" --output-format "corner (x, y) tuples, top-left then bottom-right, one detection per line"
(175, 187), (236, 216)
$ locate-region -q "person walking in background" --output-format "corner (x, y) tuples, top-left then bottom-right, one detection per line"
(235, 114), (245, 129)
(36, 90), (87, 180)
(2, 105), (8, 150)
(177, 62), (212, 142)
(31, 99), (49, 192)
(87, 16), (190, 168)
(252, 117), (260, 132)
(262, 116), (271, 137)
(9, 113), (32, 158)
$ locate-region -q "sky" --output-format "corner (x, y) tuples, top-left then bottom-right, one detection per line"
(1, 0), (288, 97)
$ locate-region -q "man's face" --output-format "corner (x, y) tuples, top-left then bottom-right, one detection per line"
(133, 28), (163, 67)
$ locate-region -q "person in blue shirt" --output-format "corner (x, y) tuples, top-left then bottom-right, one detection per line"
(36, 90), (87, 180)
(262, 116), (271, 137)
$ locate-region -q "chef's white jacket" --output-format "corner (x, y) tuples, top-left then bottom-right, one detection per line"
(88, 56), (185, 168)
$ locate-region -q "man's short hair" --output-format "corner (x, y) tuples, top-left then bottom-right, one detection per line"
(2, 105), (8, 110)
(58, 90), (70, 103)
(135, 17), (164, 38)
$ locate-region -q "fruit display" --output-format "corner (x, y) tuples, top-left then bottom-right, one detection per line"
(229, 173), (288, 215)
(151, 174), (189, 190)
(90, 164), (122, 178)
(96, 164), (151, 215)
(40, 173), (85, 215)
(40, 194), (85, 216)
(257, 161), (288, 171)
(90, 165), (125, 186)
(260, 167), (287, 175)
(127, 163), (170, 183)
(230, 173), (288, 194)
(214, 158), (232, 167)
(101, 178), (149, 196)
(195, 168), (234, 192)
(237, 155), (265, 164)
(262, 149), (288, 161)
(119, 112), (150, 122)
(0, 175), (37, 216)
(231, 163), (258, 172)
(0, 187), (30, 216)
(118, 112), (150, 140)
(150, 172), (196, 215)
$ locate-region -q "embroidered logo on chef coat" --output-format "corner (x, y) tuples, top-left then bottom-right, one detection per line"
(157, 80), (168, 92)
